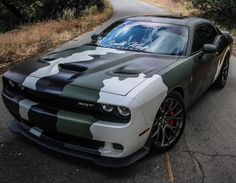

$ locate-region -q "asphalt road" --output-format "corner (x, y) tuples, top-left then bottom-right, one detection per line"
(1, 0), (236, 183)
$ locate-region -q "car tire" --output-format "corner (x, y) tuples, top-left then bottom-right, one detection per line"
(214, 53), (230, 89)
(149, 92), (186, 152)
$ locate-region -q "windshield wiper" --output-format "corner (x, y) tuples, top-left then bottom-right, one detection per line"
(87, 43), (155, 54)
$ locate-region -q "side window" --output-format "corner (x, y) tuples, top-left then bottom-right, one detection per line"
(192, 24), (218, 53)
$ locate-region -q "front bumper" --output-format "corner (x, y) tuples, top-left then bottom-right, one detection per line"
(2, 76), (152, 164)
(9, 120), (150, 168)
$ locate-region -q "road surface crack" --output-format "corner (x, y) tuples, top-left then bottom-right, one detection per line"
(182, 150), (236, 159)
(184, 150), (205, 183)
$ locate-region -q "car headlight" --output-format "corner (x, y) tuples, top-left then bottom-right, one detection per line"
(100, 104), (114, 113)
(7, 79), (24, 91)
(99, 103), (131, 118)
(8, 80), (15, 88)
(117, 106), (131, 117)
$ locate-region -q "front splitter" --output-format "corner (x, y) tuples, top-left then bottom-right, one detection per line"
(8, 120), (150, 168)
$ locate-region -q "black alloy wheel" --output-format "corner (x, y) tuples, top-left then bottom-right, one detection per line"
(150, 92), (186, 152)
(215, 53), (230, 89)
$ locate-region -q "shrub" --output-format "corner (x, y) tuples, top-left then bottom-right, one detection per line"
(0, 0), (105, 32)
(192, 0), (236, 19)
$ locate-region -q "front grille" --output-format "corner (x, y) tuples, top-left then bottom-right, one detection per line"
(18, 118), (104, 155)
(23, 88), (98, 114)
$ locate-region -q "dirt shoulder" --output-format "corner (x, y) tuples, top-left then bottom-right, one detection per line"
(0, 0), (112, 74)
(232, 38), (236, 57)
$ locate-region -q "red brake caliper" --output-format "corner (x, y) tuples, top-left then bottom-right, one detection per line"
(169, 111), (174, 126)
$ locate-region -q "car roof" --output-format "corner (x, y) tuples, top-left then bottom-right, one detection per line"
(125, 15), (209, 27)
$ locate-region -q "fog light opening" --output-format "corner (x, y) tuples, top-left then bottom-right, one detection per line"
(113, 143), (123, 150)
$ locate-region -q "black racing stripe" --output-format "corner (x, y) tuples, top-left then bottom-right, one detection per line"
(34, 52), (130, 93)
(4, 45), (96, 85)
(35, 71), (78, 94)
(2, 93), (20, 117)
(28, 105), (58, 131)
(46, 44), (96, 59)
(40, 130), (103, 155)
(34, 53), (120, 93)
(4, 59), (49, 84)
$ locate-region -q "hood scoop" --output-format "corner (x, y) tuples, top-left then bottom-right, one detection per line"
(112, 59), (161, 76)
(59, 63), (88, 73)
(42, 57), (56, 61)
(112, 56), (179, 78)
(113, 65), (144, 76)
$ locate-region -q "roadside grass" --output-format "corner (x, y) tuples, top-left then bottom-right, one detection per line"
(143, 0), (198, 17)
(0, 0), (112, 73)
(143, 0), (236, 56)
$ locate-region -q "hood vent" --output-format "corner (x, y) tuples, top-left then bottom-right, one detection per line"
(59, 63), (88, 73)
(42, 57), (56, 61)
(112, 62), (154, 76)
(113, 66), (140, 76)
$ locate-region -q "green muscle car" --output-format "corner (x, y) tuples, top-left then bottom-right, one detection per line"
(2, 15), (233, 167)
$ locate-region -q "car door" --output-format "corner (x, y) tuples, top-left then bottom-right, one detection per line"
(188, 23), (218, 102)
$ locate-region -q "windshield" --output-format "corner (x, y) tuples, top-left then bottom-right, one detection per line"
(91, 20), (189, 56)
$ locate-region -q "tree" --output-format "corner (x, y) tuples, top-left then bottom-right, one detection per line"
(192, 0), (236, 18)
(0, 0), (105, 32)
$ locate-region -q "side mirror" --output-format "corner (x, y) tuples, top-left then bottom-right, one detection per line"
(91, 33), (99, 40)
(203, 44), (217, 54)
